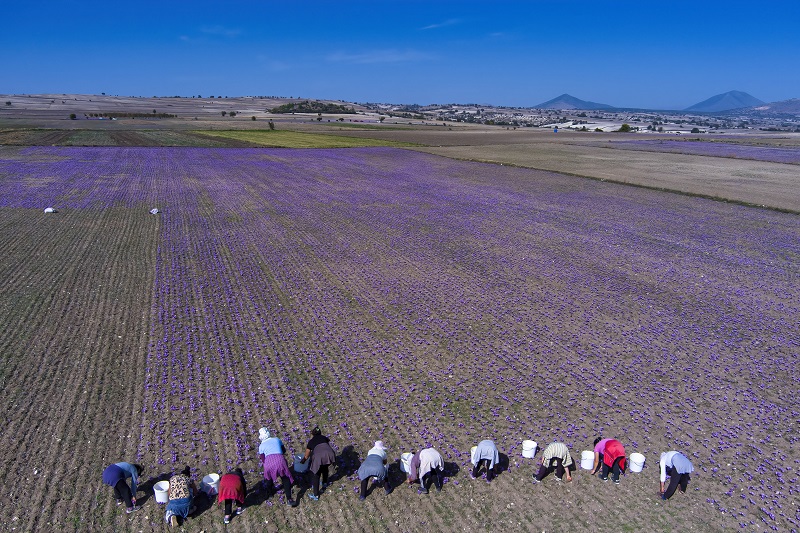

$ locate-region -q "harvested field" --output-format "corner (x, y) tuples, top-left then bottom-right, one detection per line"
(0, 129), (260, 148)
(196, 129), (417, 148)
(0, 129), (75, 146)
(0, 146), (798, 532)
(413, 142), (800, 212)
(606, 140), (800, 165)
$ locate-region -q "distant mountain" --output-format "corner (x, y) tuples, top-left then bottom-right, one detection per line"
(750, 98), (800, 116)
(534, 94), (615, 110)
(685, 91), (764, 112)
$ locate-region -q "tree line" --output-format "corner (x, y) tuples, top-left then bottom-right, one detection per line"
(270, 101), (356, 114)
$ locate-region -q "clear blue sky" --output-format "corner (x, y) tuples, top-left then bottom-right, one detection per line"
(3, 0), (798, 110)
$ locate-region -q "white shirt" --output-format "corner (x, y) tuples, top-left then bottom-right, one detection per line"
(660, 451), (678, 482)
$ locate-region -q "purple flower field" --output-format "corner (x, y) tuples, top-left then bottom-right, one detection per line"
(1, 145), (798, 531)
(609, 139), (800, 164)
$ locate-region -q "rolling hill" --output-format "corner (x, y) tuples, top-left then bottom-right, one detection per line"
(685, 90), (764, 112)
(750, 98), (800, 116)
(534, 93), (615, 110)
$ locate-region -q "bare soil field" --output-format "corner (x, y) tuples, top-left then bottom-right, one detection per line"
(0, 129), (261, 148)
(0, 206), (159, 531)
(412, 142), (800, 212)
(1, 146), (797, 532)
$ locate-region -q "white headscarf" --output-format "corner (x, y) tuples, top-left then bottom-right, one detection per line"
(367, 440), (388, 459)
(259, 427), (270, 441)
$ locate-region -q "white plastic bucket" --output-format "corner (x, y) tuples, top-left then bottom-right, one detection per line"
(522, 440), (537, 459)
(470, 446), (478, 465)
(400, 452), (414, 474)
(201, 473), (220, 495)
(580, 450), (594, 470)
(154, 481), (170, 504)
(293, 454), (309, 473)
(629, 453), (646, 473)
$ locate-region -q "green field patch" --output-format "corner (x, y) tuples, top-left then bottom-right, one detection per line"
(60, 130), (118, 146)
(194, 129), (417, 148)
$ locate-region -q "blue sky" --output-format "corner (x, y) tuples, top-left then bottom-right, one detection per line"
(3, 0), (798, 110)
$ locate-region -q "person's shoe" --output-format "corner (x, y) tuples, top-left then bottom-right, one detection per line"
(555, 476), (563, 482)
(308, 494), (319, 501)
(116, 499), (123, 506)
(359, 495), (366, 501)
(125, 505), (141, 514)
(170, 515), (179, 528)
(613, 478), (620, 485)
(532, 477), (540, 484)
(661, 494), (668, 500)
(436, 486), (442, 493)
(235, 507), (244, 515)
(470, 473), (477, 480)
(599, 475), (609, 481)
(224, 515), (231, 524)
(418, 488), (429, 495)
(286, 498), (298, 507)
(322, 482), (331, 489)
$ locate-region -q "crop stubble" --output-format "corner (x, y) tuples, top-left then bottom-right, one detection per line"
(0, 146), (797, 532)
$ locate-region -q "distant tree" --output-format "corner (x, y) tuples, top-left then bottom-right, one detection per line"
(229, 111), (236, 117)
(5, 101), (11, 106)
(658, 127), (664, 132)
(69, 113), (77, 120)
(618, 123), (632, 132)
(595, 128), (603, 132)
(691, 127), (701, 133)
(251, 116), (256, 121)
(379, 116), (385, 123)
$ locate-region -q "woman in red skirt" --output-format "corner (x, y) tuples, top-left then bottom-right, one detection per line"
(218, 468), (246, 524)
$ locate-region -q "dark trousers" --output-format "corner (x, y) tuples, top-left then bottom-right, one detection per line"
(472, 459), (495, 481)
(264, 476), (293, 500)
(422, 468), (444, 491)
(360, 475), (391, 496)
(223, 477), (246, 515)
(223, 497), (245, 515)
(536, 458), (565, 481)
(113, 480), (134, 508)
(601, 456), (623, 482)
(311, 465), (330, 497)
(664, 467), (690, 499)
